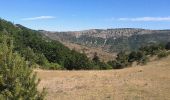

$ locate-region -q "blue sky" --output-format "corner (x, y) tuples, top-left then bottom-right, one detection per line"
(0, 0), (170, 31)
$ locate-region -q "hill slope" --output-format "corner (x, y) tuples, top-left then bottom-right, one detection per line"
(0, 18), (93, 70)
(41, 29), (170, 52)
(37, 56), (170, 100)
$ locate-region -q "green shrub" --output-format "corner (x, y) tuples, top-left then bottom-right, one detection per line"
(139, 44), (165, 56)
(0, 21), (3, 31)
(64, 50), (92, 70)
(98, 62), (112, 70)
(92, 52), (100, 64)
(48, 63), (64, 70)
(165, 42), (170, 50)
(157, 50), (168, 58)
(108, 51), (130, 69)
(91, 52), (112, 70)
(0, 36), (45, 99)
(128, 51), (138, 62)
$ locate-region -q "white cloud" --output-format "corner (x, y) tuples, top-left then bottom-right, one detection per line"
(22, 16), (56, 21)
(118, 17), (170, 22)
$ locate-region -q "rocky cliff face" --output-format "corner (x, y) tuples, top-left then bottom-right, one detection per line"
(56, 28), (148, 38)
(40, 28), (170, 52)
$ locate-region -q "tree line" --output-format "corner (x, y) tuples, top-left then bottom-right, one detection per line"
(1, 18), (170, 71)
(0, 19), (93, 70)
(107, 43), (170, 69)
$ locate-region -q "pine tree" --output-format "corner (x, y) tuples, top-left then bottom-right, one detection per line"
(0, 20), (3, 31)
(165, 42), (170, 50)
(92, 52), (100, 63)
(0, 36), (46, 100)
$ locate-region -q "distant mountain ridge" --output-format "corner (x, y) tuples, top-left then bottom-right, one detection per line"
(40, 28), (170, 52)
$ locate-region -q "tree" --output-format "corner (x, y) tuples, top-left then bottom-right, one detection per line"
(64, 50), (92, 70)
(0, 20), (3, 31)
(128, 51), (137, 62)
(139, 44), (165, 56)
(116, 51), (129, 67)
(165, 42), (170, 50)
(92, 52), (100, 63)
(136, 51), (148, 64)
(0, 36), (45, 99)
(108, 51), (129, 69)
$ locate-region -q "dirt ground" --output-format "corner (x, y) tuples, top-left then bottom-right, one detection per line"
(36, 56), (170, 100)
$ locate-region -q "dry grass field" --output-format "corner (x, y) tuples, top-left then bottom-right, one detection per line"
(36, 56), (170, 100)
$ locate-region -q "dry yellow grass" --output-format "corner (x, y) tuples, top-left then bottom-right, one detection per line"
(36, 56), (170, 100)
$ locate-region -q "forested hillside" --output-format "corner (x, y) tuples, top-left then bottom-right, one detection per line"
(1, 18), (170, 70)
(0, 19), (94, 70)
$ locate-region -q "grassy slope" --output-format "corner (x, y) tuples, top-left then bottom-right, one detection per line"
(62, 41), (116, 62)
(36, 56), (170, 100)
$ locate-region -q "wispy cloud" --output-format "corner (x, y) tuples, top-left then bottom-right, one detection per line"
(22, 16), (56, 21)
(118, 17), (170, 22)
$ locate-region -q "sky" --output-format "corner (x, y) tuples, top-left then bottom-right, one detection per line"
(0, 0), (170, 31)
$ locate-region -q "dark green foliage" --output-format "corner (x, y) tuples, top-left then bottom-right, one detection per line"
(92, 52), (100, 64)
(97, 62), (112, 70)
(108, 51), (130, 69)
(157, 50), (168, 58)
(135, 51), (148, 64)
(48, 63), (63, 70)
(114, 51), (130, 69)
(0, 20), (3, 31)
(14, 28), (94, 70)
(0, 19), (95, 70)
(108, 43), (168, 69)
(107, 61), (116, 68)
(91, 52), (112, 70)
(0, 36), (45, 99)
(128, 51), (148, 64)
(1, 18), (169, 71)
(36, 53), (49, 66)
(64, 50), (92, 70)
(128, 51), (138, 62)
(19, 47), (40, 66)
(165, 42), (170, 50)
(139, 43), (165, 56)
(108, 51), (148, 69)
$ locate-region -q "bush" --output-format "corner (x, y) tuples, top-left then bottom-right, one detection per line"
(0, 21), (3, 31)
(91, 52), (112, 70)
(135, 51), (148, 64)
(64, 50), (92, 70)
(98, 62), (112, 70)
(48, 63), (64, 70)
(128, 51), (138, 62)
(139, 44), (165, 56)
(0, 36), (45, 99)
(107, 60), (121, 69)
(116, 51), (129, 67)
(165, 42), (170, 50)
(108, 51), (130, 69)
(157, 50), (168, 58)
(92, 52), (100, 64)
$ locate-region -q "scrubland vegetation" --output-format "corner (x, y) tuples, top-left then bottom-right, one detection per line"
(1, 19), (170, 71)
(1, 18), (170, 99)
(0, 36), (45, 99)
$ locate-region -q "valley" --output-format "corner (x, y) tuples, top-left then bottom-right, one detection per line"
(61, 42), (116, 62)
(1, 0), (170, 100)
(41, 29), (170, 53)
